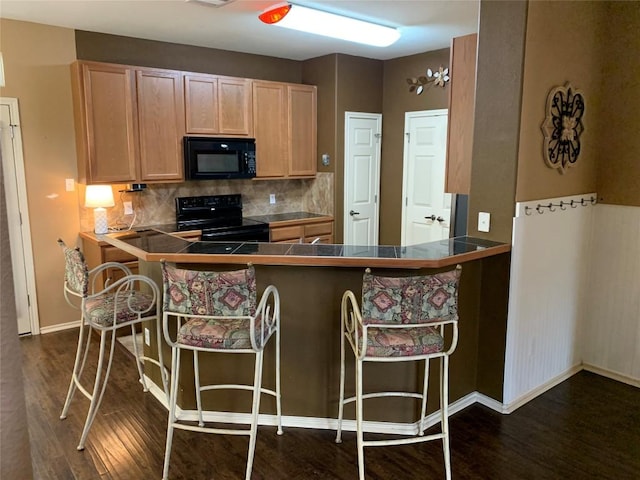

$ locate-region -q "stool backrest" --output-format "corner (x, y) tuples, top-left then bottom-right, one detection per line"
(161, 262), (257, 317)
(57, 239), (89, 297)
(361, 266), (461, 325)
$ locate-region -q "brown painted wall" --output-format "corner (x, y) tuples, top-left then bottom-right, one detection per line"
(596, 1), (640, 206)
(380, 49), (451, 245)
(0, 19), (81, 330)
(302, 55), (338, 176)
(467, 1), (527, 244)
(515, 1), (601, 202)
(333, 55), (384, 242)
(75, 30), (302, 83)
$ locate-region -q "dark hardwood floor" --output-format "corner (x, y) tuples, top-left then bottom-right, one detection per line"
(21, 329), (640, 479)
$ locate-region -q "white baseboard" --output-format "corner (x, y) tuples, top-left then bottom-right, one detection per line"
(582, 364), (640, 388)
(39, 319), (80, 335)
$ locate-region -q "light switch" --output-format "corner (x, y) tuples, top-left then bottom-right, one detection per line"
(269, 194), (276, 205)
(478, 212), (491, 232)
(123, 201), (133, 215)
(65, 178), (75, 191)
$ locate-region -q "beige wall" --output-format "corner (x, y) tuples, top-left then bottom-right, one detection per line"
(516, 1), (601, 202)
(596, 1), (640, 206)
(0, 19), (80, 330)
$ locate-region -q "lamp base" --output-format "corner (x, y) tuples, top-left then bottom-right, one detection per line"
(93, 207), (108, 235)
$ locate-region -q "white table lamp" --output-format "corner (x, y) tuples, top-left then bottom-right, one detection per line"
(85, 185), (115, 234)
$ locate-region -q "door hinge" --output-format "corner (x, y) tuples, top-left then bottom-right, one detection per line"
(10, 124), (16, 139)
(27, 294), (31, 307)
(374, 194), (377, 203)
(374, 133), (381, 142)
(405, 132), (410, 143)
(19, 212), (23, 225)
(405, 197), (408, 206)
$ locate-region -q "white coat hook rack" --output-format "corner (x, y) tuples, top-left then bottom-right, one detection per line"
(524, 195), (596, 216)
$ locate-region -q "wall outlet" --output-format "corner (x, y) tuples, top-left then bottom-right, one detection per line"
(123, 201), (133, 215)
(65, 178), (75, 191)
(144, 327), (151, 347)
(478, 211), (491, 232)
(269, 194), (276, 205)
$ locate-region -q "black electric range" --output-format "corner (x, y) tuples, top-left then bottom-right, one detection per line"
(175, 194), (269, 242)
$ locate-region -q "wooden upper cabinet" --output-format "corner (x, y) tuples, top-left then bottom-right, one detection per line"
(445, 33), (478, 194)
(253, 81), (288, 177)
(72, 61), (138, 184)
(136, 68), (184, 182)
(288, 84), (317, 177)
(72, 61), (185, 184)
(253, 80), (317, 179)
(184, 74), (252, 136)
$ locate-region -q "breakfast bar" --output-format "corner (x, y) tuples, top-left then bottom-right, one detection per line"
(100, 229), (511, 427)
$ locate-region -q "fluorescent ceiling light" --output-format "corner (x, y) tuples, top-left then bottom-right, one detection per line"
(259, 3), (400, 47)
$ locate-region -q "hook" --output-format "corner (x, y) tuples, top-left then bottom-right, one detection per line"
(536, 205), (544, 214)
(525, 206), (532, 216)
(570, 200), (577, 208)
(590, 196), (597, 205)
(560, 201), (567, 210)
(548, 203), (556, 212)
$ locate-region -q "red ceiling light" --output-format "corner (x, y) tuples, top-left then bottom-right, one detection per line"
(259, 3), (291, 25)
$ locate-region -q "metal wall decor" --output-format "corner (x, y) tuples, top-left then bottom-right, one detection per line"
(541, 82), (585, 174)
(407, 66), (449, 94)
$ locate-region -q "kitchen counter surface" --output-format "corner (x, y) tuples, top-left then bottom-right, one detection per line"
(99, 228), (510, 269)
(246, 211), (332, 226)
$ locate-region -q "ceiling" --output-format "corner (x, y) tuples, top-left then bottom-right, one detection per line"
(0, 0), (480, 61)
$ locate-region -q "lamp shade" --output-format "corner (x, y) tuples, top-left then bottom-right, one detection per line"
(259, 2), (400, 47)
(84, 185), (115, 208)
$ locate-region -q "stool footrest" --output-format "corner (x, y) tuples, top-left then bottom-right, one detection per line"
(172, 422), (252, 436)
(363, 432), (446, 448)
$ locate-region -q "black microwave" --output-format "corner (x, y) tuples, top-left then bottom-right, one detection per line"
(184, 137), (256, 180)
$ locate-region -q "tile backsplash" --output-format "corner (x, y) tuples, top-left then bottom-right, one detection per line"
(79, 173), (334, 232)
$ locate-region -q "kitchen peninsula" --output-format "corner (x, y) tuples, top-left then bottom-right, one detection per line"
(101, 229), (511, 427)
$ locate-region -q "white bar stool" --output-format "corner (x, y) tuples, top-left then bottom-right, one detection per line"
(160, 261), (282, 480)
(336, 265), (462, 480)
(57, 239), (169, 451)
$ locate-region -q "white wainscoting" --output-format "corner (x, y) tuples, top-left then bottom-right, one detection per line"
(503, 194), (596, 408)
(582, 204), (640, 386)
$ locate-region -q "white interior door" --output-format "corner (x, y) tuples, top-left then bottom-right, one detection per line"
(401, 110), (451, 245)
(344, 112), (381, 246)
(1, 98), (39, 335)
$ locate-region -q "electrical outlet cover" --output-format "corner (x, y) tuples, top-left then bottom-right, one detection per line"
(124, 201), (134, 215)
(478, 212), (491, 232)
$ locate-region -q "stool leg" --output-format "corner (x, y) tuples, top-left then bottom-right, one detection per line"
(419, 358), (431, 435)
(77, 327), (118, 450)
(275, 323), (283, 436)
(335, 318), (346, 443)
(246, 351), (265, 480)
(163, 346), (181, 480)
(60, 320), (91, 420)
(356, 358), (365, 480)
(441, 355), (451, 480)
(193, 351), (205, 428)
(129, 324), (149, 392)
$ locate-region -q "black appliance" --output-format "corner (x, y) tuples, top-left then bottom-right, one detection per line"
(184, 137), (256, 180)
(175, 194), (269, 242)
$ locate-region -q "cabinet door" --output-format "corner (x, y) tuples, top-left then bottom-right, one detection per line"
(288, 84), (317, 177)
(218, 77), (252, 136)
(184, 74), (219, 135)
(253, 81), (287, 178)
(137, 68), (185, 182)
(445, 33), (477, 194)
(72, 61), (138, 183)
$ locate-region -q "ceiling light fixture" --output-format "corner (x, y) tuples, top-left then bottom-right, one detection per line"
(258, 2), (400, 47)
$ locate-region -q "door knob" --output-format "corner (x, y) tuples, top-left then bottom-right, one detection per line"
(436, 216), (445, 222)
(425, 215), (436, 221)
(349, 210), (360, 216)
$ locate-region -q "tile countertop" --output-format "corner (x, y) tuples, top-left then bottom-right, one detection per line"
(101, 229), (511, 269)
(246, 212), (333, 226)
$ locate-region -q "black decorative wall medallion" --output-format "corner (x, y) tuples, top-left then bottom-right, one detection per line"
(541, 83), (585, 174)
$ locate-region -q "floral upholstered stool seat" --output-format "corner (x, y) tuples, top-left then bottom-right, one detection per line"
(57, 239), (169, 451)
(160, 261), (282, 480)
(335, 266), (462, 480)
